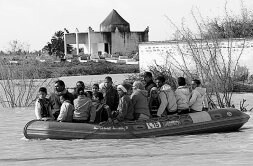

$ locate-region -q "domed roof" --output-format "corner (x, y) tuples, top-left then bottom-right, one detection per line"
(100, 9), (130, 32)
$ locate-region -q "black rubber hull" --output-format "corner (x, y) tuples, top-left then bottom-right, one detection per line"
(24, 108), (250, 140)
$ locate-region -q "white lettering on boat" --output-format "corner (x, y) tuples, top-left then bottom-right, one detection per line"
(227, 112), (232, 117)
(146, 122), (162, 129)
(163, 120), (181, 127)
(93, 126), (128, 130)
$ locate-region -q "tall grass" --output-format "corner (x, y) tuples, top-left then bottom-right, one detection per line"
(0, 60), (54, 107)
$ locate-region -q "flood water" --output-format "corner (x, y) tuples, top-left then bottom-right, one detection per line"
(0, 106), (252, 165)
(0, 73), (253, 165)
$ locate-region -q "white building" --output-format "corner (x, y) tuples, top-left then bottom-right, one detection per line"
(64, 9), (149, 59)
(139, 38), (253, 74)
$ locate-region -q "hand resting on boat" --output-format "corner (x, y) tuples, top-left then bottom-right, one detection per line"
(41, 117), (54, 121)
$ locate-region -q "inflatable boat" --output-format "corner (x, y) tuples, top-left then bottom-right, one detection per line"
(24, 108), (250, 140)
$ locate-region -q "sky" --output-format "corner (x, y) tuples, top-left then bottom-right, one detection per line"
(0, 0), (253, 51)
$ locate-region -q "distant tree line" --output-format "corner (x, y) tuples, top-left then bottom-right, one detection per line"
(204, 16), (253, 39)
(173, 3), (253, 40)
(0, 40), (32, 56)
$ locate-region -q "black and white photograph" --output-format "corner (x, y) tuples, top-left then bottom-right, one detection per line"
(0, 0), (253, 165)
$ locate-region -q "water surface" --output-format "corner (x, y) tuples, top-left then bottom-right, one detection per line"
(0, 73), (253, 165)
(0, 106), (252, 166)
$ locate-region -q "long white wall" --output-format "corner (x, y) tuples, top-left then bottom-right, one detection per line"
(139, 38), (253, 74)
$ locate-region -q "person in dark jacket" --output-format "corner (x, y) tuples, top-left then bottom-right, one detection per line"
(93, 92), (112, 123)
(148, 87), (160, 117)
(85, 91), (93, 100)
(49, 80), (75, 120)
(101, 76), (119, 111)
(34, 87), (54, 120)
(144, 72), (157, 96)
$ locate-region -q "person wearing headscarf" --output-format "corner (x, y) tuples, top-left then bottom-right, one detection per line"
(131, 81), (150, 120)
(114, 83), (134, 121)
(99, 82), (105, 91)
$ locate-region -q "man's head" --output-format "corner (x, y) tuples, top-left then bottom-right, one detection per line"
(38, 87), (47, 99)
(144, 72), (153, 83)
(76, 81), (85, 89)
(55, 80), (65, 92)
(191, 79), (201, 90)
(178, 77), (186, 86)
(104, 76), (113, 88)
(155, 76), (166, 88)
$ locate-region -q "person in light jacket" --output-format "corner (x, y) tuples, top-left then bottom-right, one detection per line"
(57, 93), (74, 122)
(189, 79), (208, 112)
(155, 76), (177, 117)
(73, 87), (96, 123)
(175, 77), (191, 114)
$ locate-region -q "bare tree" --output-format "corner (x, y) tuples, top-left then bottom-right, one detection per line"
(153, 4), (251, 109)
(7, 40), (30, 55)
(0, 60), (55, 107)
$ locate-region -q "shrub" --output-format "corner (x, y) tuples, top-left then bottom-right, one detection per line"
(0, 61), (54, 107)
(0, 60), (139, 80)
(161, 2), (251, 109)
(233, 65), (249, 82)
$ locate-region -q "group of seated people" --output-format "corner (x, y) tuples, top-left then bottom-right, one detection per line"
(34, 72), (209, 123)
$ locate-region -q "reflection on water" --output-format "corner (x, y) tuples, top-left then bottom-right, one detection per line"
(1, 107), (253, 165)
